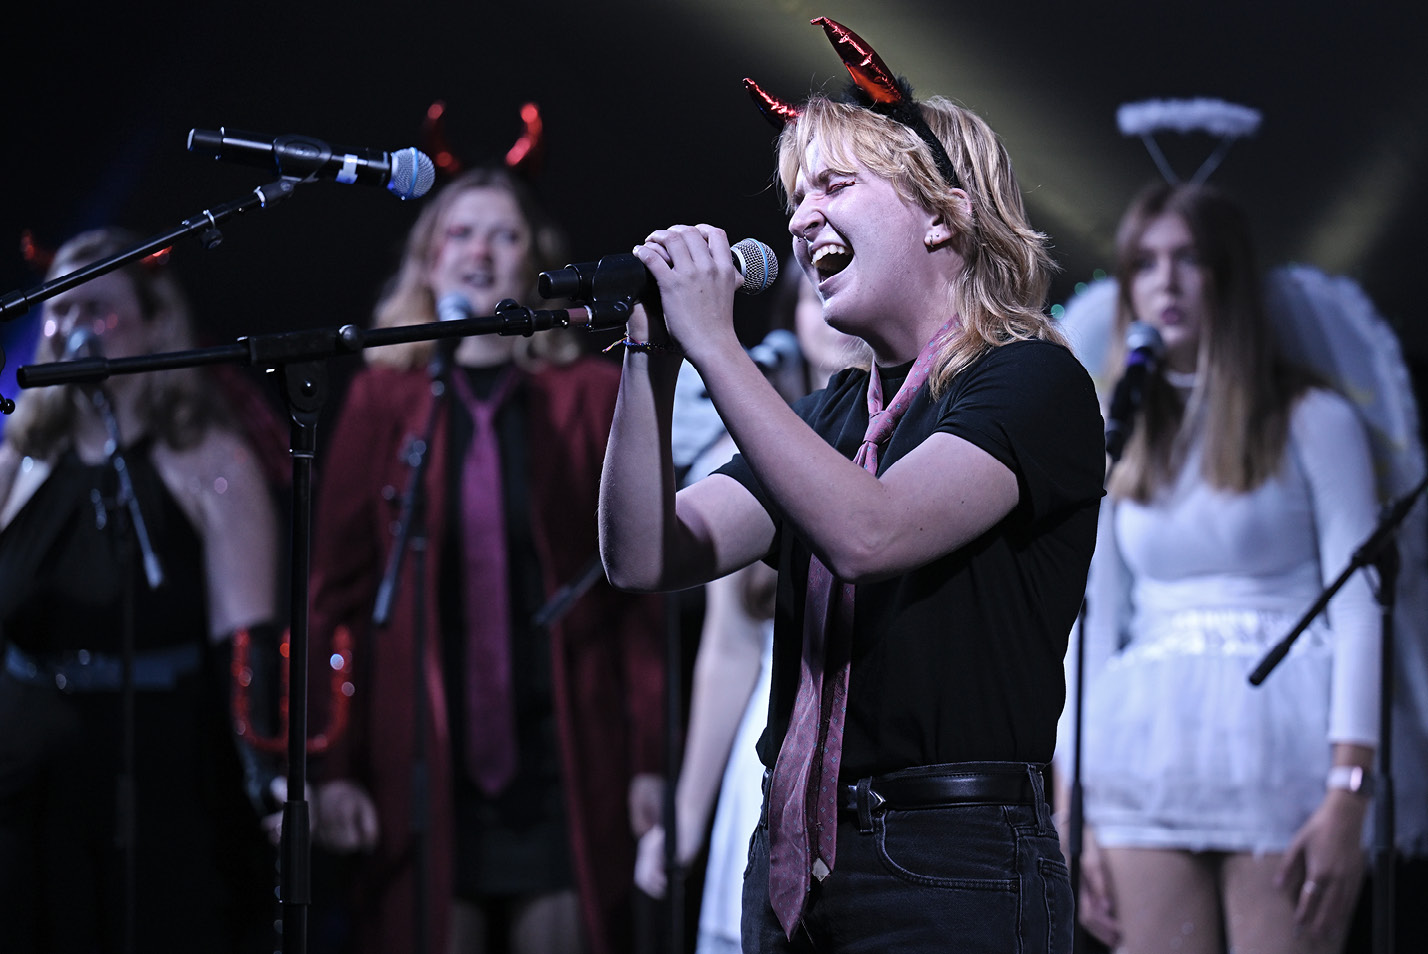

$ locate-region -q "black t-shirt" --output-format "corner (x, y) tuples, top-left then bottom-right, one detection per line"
(717, 338), (1105, 780)
(0, 443), (208, 654)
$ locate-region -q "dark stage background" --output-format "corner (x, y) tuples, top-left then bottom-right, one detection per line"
(2, 0), (1424, 430)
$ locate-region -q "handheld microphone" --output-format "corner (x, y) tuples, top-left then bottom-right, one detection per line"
(749, 328), (800, 374)
(187, 128), (437, 200)
(64, 326), (103, 362)
(538, 237), (779, 303)
(1104, 321), (1165, 463)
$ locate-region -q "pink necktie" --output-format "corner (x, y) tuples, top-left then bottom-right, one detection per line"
(450, 366), (520, 796)
(767, 318), (956, 937)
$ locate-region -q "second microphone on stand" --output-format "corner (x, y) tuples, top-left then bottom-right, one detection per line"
(1104, 320), (1166, 464)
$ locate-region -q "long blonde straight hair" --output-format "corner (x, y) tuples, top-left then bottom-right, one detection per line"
(1107, 183), (1313, 502)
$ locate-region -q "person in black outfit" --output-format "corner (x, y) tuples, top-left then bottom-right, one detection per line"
(597, 17), (1103, 954)
(0, 228), (279, 953)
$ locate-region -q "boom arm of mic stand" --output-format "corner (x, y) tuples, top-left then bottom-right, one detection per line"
(17, 305), (577, 391)
(0, 179), (298, 322)
(1249, 472), (1428, 686)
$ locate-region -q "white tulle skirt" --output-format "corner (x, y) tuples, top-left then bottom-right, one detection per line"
(697, 627), (774, 952)
(1082, 607), (1334, 854)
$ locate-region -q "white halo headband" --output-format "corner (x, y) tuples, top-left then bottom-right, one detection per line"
(1117, 97), (1263, 185)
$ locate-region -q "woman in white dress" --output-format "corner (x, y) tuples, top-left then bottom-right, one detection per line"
(1065, 182), (1380, 954)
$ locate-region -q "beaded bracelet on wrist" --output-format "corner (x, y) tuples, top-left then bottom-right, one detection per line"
(603, 335), (683, 356)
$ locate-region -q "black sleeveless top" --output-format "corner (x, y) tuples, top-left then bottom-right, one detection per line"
(0, 442), (209, 654)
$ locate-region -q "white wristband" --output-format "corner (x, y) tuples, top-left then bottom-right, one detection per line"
(1327, 764), (1374, 797)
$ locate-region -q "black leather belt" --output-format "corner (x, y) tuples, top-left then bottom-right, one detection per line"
(4, 643), (201, 693)
(841, 762), (1042, 817)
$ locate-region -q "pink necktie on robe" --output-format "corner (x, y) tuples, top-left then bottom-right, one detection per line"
(450, 366), (520, 796)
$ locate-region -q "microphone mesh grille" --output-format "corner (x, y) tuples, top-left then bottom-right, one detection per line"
(732, 238), (779, 295)
(389, 148), (437, 200)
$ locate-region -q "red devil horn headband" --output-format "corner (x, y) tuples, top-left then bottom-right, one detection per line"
(422, 101), (462, 178)
(421, 101), (547, 181)
(19, 230), (168, 275)
(504, 102), (545, 176)
(744, 17), (962, 191)
(743, 78), (801, 127)
(815, 16), (902, 105)
(19, 230), (54, 274)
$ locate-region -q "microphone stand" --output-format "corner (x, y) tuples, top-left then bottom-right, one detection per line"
(14, 218), (580, 954)
(370, 342), (454, 954)
(88, 385), (166, 592)
(1065, 444), (1120, 954)
(1249, 472), (1428, 954)
(83, 380), (166, 954)
(1067, 329), (1160, 952)
(530, 556), (604, 631)
(0, 183), (298, 322)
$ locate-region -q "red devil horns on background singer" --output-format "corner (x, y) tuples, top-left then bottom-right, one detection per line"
(18, 230), (170, 276)
(19, 230), (54, 274)
(422, 101), (463, 179)
(422, 100), (546, 182)
(504, 102), (545, 176)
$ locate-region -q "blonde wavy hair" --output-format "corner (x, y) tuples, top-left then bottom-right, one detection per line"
(776, 95), (1063, 396)
(6, 228), (224, 459)
(366, 167), (580, 370)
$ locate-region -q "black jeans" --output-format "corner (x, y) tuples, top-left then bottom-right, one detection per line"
(742, 762), (1073, 953)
